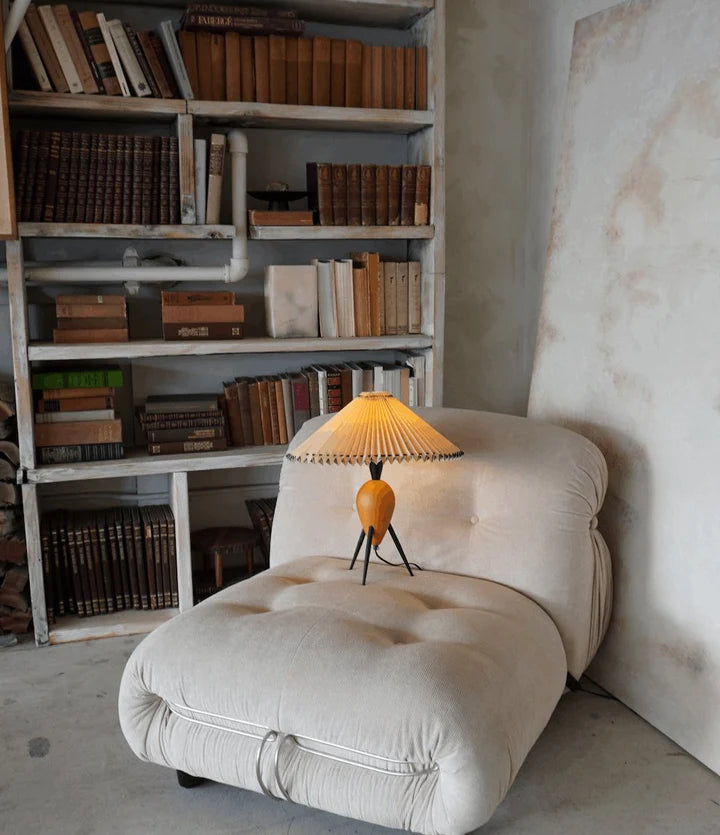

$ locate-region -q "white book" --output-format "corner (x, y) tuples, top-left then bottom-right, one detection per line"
(312, 366), (328, 415)
(408, 377), (418, 408)
(194, 139), (207, 225)
(37, 5), (83, 94)
(405, 353), (426, 407)
(18, 20), (52, 92)
(265, 265), (318, 338)
(280, 375), (294, 441)
(373, 364), (385, 392)
(348, 362), (364, 398)
(158, 20), (194, 100)
(97, 14), (131, 96)
(35, 409), (115, 423)
(107, 19), (151, 97)
(315, 259), (338, 338)
(361, 362), (377, 393)
(334, 259), (355, 338)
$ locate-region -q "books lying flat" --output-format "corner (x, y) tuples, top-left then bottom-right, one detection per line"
(31, 368), (123, 391)
(162, 323), (244, 340)
(161, 290), (234, 305)
(34, 419), (123, 447)
(35, 409), (115, 423)
(53, 329), (129, 343)
(55, 318), (129, 330)
(38, 442), (124, 464)
(37, 395), (114, 413)
(145, 393), (219, 413)
(248, 210), (314, 226)
(161, 304), (245, 323)
(148, 438), (227, 455)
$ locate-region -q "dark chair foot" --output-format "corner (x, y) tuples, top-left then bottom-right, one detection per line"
(177, 769), (205, 788)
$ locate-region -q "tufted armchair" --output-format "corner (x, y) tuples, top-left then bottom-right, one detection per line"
(119, 408), (612, 835)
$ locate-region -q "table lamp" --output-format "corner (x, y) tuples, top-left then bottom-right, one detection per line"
(286, 392), (463, 584)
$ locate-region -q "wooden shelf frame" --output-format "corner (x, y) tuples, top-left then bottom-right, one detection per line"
(250, 225), (434, 240)
(18, 222), (236, 240)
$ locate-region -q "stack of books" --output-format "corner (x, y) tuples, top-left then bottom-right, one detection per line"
(53, 293), (129, 344)
(139, 394), (228, 455)
(32, 367), (125, 465)
(161, 290), (245, 341)
(15, 4), (192, 99)
(40, 506), (178, 622)
(15, 128), (180, 225)
(306, 163), (431, 227)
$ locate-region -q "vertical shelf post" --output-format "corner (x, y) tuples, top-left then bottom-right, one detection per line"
(170, 471), (193, 612)
(22, 483), (48, 645)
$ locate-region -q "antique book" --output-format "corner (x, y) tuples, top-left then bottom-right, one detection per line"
(404, 46), (416, 109)
(279, 375), (294, 441)
(31, 132), (50, 222)
(285, 36), (298, 104)
(205, 133), (226, 224)
(55, 302), (126, 319)
(360, 163), (376, 226)
(127, 30), (160, 98)
(333, 259), (355, 338)
(145, 393), (219, 413)
(331, 164), (348, 225)
(311, 36), (331, 106)
(225, 31), (241, 100)
(326, 366), (343, 413)
(344, 39), (362, 108)
(266, 376), (281, 444)
(161, 506), (179, 608)
(416, 46), (428, 109)
(130, 507), (150, 609)
(37, 4), (83, 94)
(361, 43), (372, 108)
(146, 426), (225, 443)
(139, 30), (174, 97)
(70, 12), (104, 93)
(383, 261), (398, 335)
(177, 114), (196, 224)
(107, 20), (151, 97)
(388, 165), (402, 225)
(148, 438), (228, 455)
(253, 35), (270, 101)
(352, 251), (383, 337)
(290, 374), (309, 434)
(194, 138), (207, 223)
(247, 381), (264, 445)
(162, 303), (244, 323)
(42, 131), (61, 222)
(181, 13), (304, 35)
(346, 163), (362, 226)
(17, 20), (52, 92)
(264, 265), (318, 338)
(161, 290), (234, 305)
(77, 10), (120, 94)
(154, 507), (171, 608)
(269, 35), (286, 104)
(408, 261), (422, 334)
(235, 379), (253, 446)
(238, 34), (254, 101)
(210, 32), (226, 100)
(53, 329), (129, 344)
(34, 419), (123, 447)
(311, 366), (327, 415)
(139, 507), (157, 609)
(414, 165), (431, 225)
(371, 45), (383, 109)
(352, 266), (371, 338)
(248, 209), (313, 225)
(53, 5), (98, 93)
(31, 368), (122, 390)
(177, 30), (199, 97)
(400, 164), (417, 226)
(396, 261), (409, 335)
(97, 13), (131, 96)
(316, 259), (338, 338)
(162, 323), (244, 340)
(306, 162), (332, 225)
(383, 46), (394, 109)
(158, 20), (194, 99)
(296, 36), (312, 104)
(223, 380), (244, 446)
(304, 368), (320, 418)
(393, 46), (404, 109)
(330, 39), (345, 107)
(37, 395), (114, 413)
(375, 164), (389, 226)
(36, 409), (115, 423)
(37, 443), (124, 464)
(26, 4), (69, 93)
(149, 31), (181, 97)
(274, 378), (288, 445)
(257, 379), (273, 443)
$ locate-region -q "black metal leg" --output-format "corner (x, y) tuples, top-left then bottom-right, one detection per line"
(362, 526), (374, 585)
(349, 529), (365, 570)
(177, 769), (205, 788)
(388, 525), (413, 577)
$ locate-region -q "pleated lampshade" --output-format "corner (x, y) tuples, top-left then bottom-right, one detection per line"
(287, 392), (464, 465)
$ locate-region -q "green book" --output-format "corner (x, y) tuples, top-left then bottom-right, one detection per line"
(31, 368), (124, 391)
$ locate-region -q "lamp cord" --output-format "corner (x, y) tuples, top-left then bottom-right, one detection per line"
(373, 546), (424, 572)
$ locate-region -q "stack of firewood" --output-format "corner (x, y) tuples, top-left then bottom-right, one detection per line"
(0, 378), (27, 647)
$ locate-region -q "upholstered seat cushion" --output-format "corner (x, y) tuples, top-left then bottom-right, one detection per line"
(120, 556), (566, 835)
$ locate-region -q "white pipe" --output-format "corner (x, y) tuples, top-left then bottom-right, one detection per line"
(228, 130), (249, 283)
(4, 0), (30, 51)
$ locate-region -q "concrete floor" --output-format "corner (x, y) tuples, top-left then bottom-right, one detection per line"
(1, 637), (719, 835)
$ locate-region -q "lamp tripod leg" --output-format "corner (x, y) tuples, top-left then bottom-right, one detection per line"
(349, 530), (365, 571)
(362, 526), (374, 586)
(388, 525), (414, 577)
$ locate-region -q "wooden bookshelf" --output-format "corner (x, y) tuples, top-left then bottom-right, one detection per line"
(48, 608), (178, 645)
(18, 223), (236, 240)
(9, 91), (184, 121)
(250, 225), (435, 240)
(28, 335), (434, 361)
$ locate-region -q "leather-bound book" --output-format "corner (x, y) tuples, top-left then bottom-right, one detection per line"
(91, 514), (112, 613)
(330, 39), (345, 107)
(408, 261), (422, 333)
(248, 381), (264, 445)
(352, 251), (383, 336)
(352, 266), (371, 337)
(297, 37), (312, 104)
(307, 162), (333, 225)
(383, 46), (393, 108)
(396, 261), (409, 335)
(70, 12), (104, 93)
(347, 164), (361, 225)
(139, 30), (174, 98)
(162, 323), (244, 340)
(371, 45), (383, 108)
(240, 35), (255, 100)
(285, 36), (298, 104)
(150, 32), (181, 98)
(269, 35), (286, 104)
(20, 131), (39, 221)
(54, 132), (72, 222)
(210, 32), (226, 100)
(360, 163), (376, 226)
(151, 136), (161, 224)
(404, 46), (416, 109)
(43, 132), (62, 223)
(331, 164), (348, 225)
(388, 164), (402, 225)
(233, 379), (252, 446)
(158, 137), (170, 225)
(102, 134), (117, 224)
(223, 381), (244, 446)
(73, 133), (89, 223)
(162, 290), (235, 305)
(141, 136), (154, 225)
(274, 379), (288, 444)
(84, 133), (100, 223)
(13, 131), (28, 221)
(375, 164), (389, 226)
(81, 514), (102, 615)
(400, 164), (417, 226)
(338, 364), (353, 407)
(326, 367), (343, 413)
(416, 46), (428, 109)
(266, 377), (281, 444)
(393, 46), (405, 109)
(116, 508), (136, 610)
(414, 165), (431, 225)
(361, 43), (372, 108)
(169, 136), (180, 223)
(125, 24), (160, 98)
(27, 4), (69, 93)
(290, 374), (309, 434)
(40, 518), (55, 623)
(138, 508), (156, 609)
(128, 136), (142, 224)
(162, 303), (244, 322)
(177, 31), (199, 97)
(254, 35), (270, 101)
(345, 40), (362, 107)
(304, 368), (320, 418)
(225, 32), (241, 100)
(312, 36), (331, 106)
(156, 507), (171, 608)
(196, 31), (213, 99)
(383, 262), (398, 335)
(130, 508), (149, 609)
(64, 521), (84, 616)
(257, 379), (273, 444)
(111, 135), (124, 224)
(161, 506), (178, 608)
(94, 133), (110, 223)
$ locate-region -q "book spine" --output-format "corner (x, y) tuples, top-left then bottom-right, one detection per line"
(112, 136), (125, 225)
(55, 302), (126, 318)
(393, 46), (404, 109)
(177, 31), (199, 98)
(103, 134), (118, 224)
(95, 518), (115, 612)
(400, 165), (417, 226)
(168, 137), (180, 224)
(360, 163), (376, 226)
(162, 507), (178, 608)
(361, 43), (371, 108)
(125, 24), (159, 97)
(266, 378), (280, 444)
(253, 34), (269, 102)
(346, 164), (362, 226)
(88, 521), (108, 614)
(97, 13), (131, 96)
(26, 4), (69, 93)
(43, 131), (62, 222)
(205, 133), (225, 224)
(193, 138), (207, 224)
(74, 132), (90, 223)
(31, 132), (50, 222)
(416, 46), (428, 110)
(112, 511), (132, 609)
(239, 35), (255, 101)
(274, 379), (288, 444)
(375, 165), (389, 227)
(139, 509), (156, 609)
(182, 14), (305, 35)
(414, 165), (431, 225)
(210, 32), (226, 100)
(408, 261), (422, 334)
(161, 304), (244, 323)
(184, 4), (298, 17)
(77, 11), (120, 95)
(53, 329), (129, 344)
(54, 4), (99, 94)
(297, 36), (312, 105)
(404, 46), (416, 110)
(17, 20), (52, 92)
(146, 426), (225, 443)
(138, 30), (171, 98)
(71, 11), (104, 94)
(396, 261), (409, 335)
(150, 32), (181, 98)
(31, 367), (123, 391)
(64, 132), (80, 223)
(383, 45), (393, 109)
(269, 34), (286, 104)
(37, 5), (83, 94)
(222, 381), (245, 446)
(40, 520), (55, 623)
(177, 114), (196, 224)
(158, 20), (194, 100)
(148, 439), (228, 455)
(38, 396), (114, 413)
(371, 45), (383, 109)
(326, 368), (343, 413)
(34, 419), (123, 447)
(285, 36), (298, 105)
(94, 133), (109, 223)
(20, 130), (38, 221)
(384, 262), (398, 335)
(388, 165), (402, 226)
(140, 136), (153, 224)
(331, 164), (347, 225)
(161, 290), (234, 305)
(131, 509), (149, 609)
(225, 31), (241, 101)
(330, 39), (345, 107)
(36, 409), (115, 423)
(14, 131), (30, 223)
(345, 39), (362, 108)
(140, 409), (222, 423)
(312, 36), (330, 107)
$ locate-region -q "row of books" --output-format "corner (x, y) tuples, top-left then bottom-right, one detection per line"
(138, 394), (228, 456)
(40, 506), (178, 622)
(161, 290), (245, 341)
(221, 356), (426, 448)
(53, 293), (129, 345)
(15, 129), (180, 226)
(16, 4), (187, 98)
(31, 367), (125, 465)
(178, 31), (427, 110)
(307, 162), (431, 227)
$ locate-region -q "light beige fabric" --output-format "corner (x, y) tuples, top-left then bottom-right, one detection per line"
(120, 557), (566, 835)
(119, 408), (611, 834)
(273, 408), (611, 678)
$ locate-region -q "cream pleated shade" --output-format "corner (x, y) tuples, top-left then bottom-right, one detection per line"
(287, 392), (464, 465)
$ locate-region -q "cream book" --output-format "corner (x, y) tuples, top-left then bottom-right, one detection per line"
(383, 262), (398, 336)
(408, 260), (422, 334)
(37, 4), (83, 93)
(53, 4), (98, 94)
(265, 265), (319, 338)
(205, 133), (226, 225)
(333, 259), (355, 338)
(97, 13), (131, 96)
(107, 19), (151, 97)
(315, 259), (338, 338)
(396, 261), (409, 335)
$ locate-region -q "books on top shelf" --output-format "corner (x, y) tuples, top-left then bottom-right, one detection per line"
(161, 290), (244, 341)
(306, 163), (431, 227)
(40, 505), (178, 623)
(53, 293), (129, 344)
(31, 367), (125, 465)
(139, 393), (228, 455)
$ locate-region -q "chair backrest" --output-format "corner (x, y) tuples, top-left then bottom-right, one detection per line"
(271, 407), (611, 678)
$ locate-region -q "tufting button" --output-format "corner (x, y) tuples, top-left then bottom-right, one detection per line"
(590, 516), (598, 530)
(470, 515), (479, 525)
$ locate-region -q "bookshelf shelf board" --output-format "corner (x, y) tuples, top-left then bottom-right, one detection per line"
(249, 225), (435, 240)
(48, 608), (178, 645)
(28, 445), (288, 484)
(9, 91), (185, 121)
(96, 0), (434, 28)
(189, 101), (433, 133)
(27, 335), (433, 361)
(18, 223), (236, 240)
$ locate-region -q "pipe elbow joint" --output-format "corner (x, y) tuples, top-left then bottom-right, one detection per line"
(225, 257), (250, 283)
